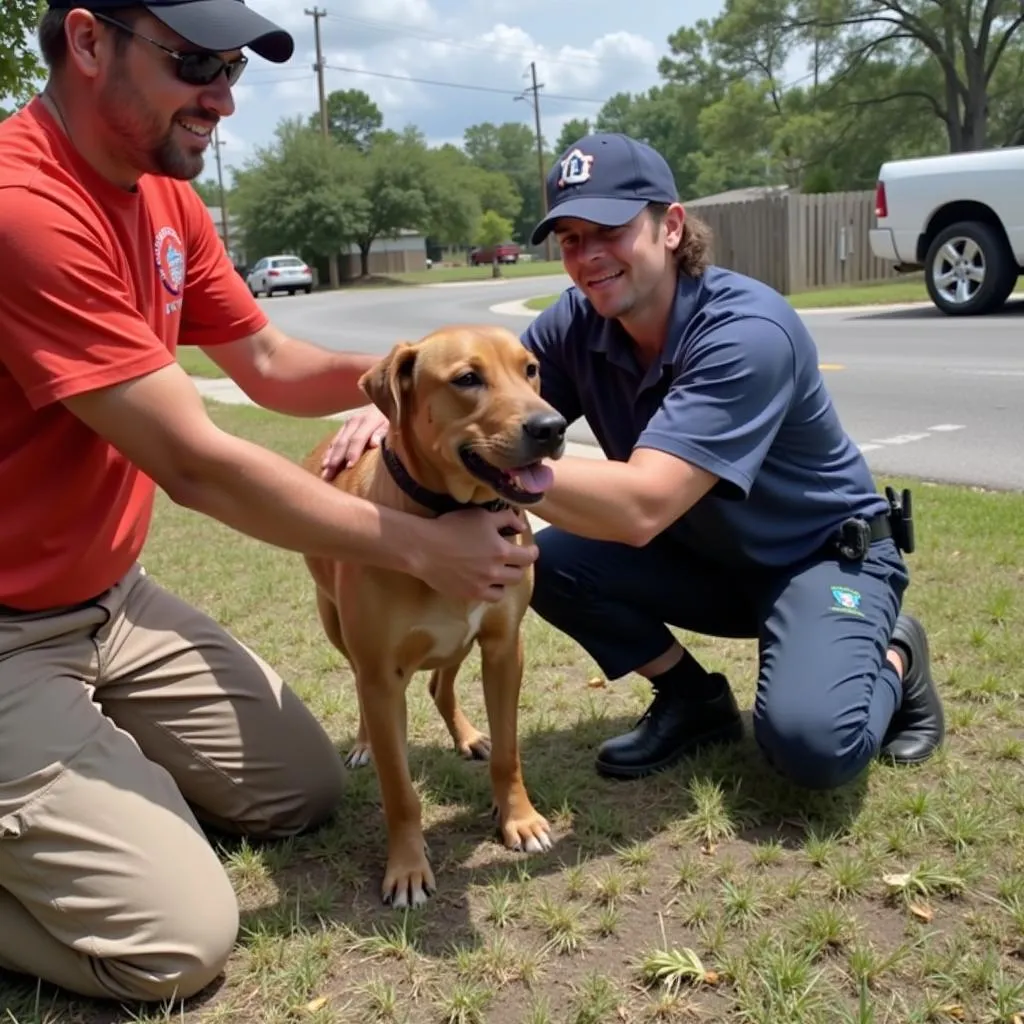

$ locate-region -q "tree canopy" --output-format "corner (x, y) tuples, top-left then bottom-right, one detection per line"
(6, 3), (1011, 267)
(1, 2), (46, 118)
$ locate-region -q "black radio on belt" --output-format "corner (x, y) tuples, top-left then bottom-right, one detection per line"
(885, 485), (915, 554)
(835, 517), (873, 561)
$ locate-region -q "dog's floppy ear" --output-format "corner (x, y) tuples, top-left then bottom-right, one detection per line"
(359, 341), (418, 424)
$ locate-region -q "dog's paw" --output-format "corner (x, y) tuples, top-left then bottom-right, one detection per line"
(345, 743), (372, 769)
(494, 804), (553, 854)
(381, 853), (436, 910)
(456, 731), (491, 762)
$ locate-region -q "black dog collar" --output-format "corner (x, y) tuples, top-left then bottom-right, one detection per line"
(380, 439), (508, 516)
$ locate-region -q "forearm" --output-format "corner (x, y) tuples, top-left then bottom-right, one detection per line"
(171, 430), (429, 574)
(532, 456), (655, 546)
(208, 335), (379, 417)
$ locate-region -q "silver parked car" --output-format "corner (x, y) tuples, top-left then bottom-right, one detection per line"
(246, 254), (313, 297)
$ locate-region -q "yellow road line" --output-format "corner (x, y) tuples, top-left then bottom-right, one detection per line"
(819, 363), (846, 371)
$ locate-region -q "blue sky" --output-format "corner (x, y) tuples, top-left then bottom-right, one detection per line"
(209, 0), (732, 184)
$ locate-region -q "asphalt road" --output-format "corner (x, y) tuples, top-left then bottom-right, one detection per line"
(254, 275), (1024, 491)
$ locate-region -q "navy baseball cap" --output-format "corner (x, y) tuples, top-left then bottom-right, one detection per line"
(46, 0), (294, 63)
(531, 132), (679, 245)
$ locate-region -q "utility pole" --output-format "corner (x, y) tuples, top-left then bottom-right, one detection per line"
(526, 62), (553, 263)
(212, 125), (230, 258)
(305, 5), (339, 287)
(306, 6), (329, 139)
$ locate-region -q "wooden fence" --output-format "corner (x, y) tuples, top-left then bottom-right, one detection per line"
(686, 190), (902, 295)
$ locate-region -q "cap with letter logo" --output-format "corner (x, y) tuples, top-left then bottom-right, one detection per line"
(531, 132), (680, 245)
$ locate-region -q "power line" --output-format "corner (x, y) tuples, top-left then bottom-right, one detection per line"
(322, 62), (603, 103)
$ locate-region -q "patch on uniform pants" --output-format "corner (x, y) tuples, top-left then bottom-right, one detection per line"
(830, 585), (864, 616)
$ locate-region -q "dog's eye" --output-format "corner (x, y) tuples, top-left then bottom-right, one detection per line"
(525, 363), (539, 379)
(451, 371), (484, 388)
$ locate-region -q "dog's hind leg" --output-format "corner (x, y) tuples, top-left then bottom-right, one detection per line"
(478, 630), (552, 855)
(429, 666), (491, 761)
(315, 587), (372, 768)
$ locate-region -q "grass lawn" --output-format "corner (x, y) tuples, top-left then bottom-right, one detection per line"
(312, 261), (568, 290)
(387, 260), (568, 286)
(9, 402), (1022, 1024)
(524, 277), (939, 314)
(177, 346), (228, 379)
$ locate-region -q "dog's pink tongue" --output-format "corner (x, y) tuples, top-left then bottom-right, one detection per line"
(516, 463), (554, 493)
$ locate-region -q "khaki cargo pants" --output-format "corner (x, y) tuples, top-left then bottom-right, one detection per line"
(0, 564), (346, 1004)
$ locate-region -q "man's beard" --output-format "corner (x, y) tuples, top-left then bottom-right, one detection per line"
(98, 76), (207, 181)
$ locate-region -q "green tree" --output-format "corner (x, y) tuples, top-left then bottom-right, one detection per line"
(554, 118), (591, 154)
(1, 1), (45, 105)
(463, 121), (548, 244)
(422, 145), (523, 248)
(310, 89), (383, 151)
(793, 0), (1024, 152)
(191, 179), (221, 206)
(346, 127), (435, 277)
(475, 209), (515, 278)
(231, 118), (367, 268)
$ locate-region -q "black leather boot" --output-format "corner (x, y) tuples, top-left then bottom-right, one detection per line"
(879, 614), (945, 765)
(595, 673), (744, 780)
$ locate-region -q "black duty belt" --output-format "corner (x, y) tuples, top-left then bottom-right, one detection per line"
(823, 487), (916, 563)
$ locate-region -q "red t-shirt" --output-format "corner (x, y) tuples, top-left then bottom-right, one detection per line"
(0, 98), (269, 611)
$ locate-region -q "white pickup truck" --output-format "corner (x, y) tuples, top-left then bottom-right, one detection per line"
(869, 146), (1024, 316)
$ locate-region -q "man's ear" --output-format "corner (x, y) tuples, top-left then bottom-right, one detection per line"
(359, 341), (418, 424)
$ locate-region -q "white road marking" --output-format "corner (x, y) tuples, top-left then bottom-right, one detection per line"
(869, 432), (932, 446)
(858, 423), (965, 454)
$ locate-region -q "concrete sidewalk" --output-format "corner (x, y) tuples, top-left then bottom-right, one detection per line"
(191, 376), (605, 534)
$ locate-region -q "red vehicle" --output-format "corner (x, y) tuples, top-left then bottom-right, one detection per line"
(470, 242), (520, 265)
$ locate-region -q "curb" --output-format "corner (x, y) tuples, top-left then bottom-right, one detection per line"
(490, 298), (541, 317)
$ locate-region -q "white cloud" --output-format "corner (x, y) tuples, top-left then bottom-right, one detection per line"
(211, 0), (728, 177)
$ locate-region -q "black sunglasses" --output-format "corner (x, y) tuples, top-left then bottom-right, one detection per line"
(93, 12), (248, 87)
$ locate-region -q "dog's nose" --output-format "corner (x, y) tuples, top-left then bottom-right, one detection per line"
(523, 411), (567, 451)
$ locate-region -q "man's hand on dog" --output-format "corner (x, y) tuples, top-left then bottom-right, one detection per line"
(413, 507), (537, 602)
(321, 405), (389, 480)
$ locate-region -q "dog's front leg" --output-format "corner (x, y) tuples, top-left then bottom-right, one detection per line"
(479, 630), (552, 854)
(355, 668), (435, 908)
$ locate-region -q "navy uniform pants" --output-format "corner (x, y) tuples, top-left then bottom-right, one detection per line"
(530, 526), (910, 790)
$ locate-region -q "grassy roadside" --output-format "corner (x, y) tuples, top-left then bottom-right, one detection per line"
(177, 347), (227, 379)
(4, 399), (1022, 1024)
(386, 260), (567, 286)
(307, 261), (568, 291)
(524, 277), (935, 313)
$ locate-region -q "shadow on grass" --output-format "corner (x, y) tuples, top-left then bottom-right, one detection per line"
(227, 709), (868, 951)
(0, 713), (868, 1022)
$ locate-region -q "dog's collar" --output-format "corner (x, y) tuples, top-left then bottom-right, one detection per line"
(380, 439), (509, 516)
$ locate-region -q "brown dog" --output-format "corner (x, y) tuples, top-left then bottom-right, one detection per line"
(300, 324), (567, 909)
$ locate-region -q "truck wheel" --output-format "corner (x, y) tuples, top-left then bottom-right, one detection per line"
(924, 220), (1016, 316)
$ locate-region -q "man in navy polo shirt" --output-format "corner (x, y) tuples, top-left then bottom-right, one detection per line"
(321, 133), (945, 792)
(515, 132), (944, 788)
